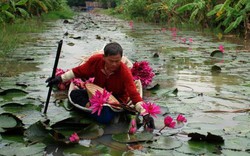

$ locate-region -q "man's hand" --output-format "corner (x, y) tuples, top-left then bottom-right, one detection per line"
(143, 114), (155, 129)
(45, 76), (62, 87)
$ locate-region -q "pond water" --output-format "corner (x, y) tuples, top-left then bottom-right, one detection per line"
(0, 11), (250, 155)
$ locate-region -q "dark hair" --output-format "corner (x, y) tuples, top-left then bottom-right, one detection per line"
(104, 42), (123, 57)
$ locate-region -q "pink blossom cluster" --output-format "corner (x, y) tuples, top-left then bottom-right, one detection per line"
(55, 68), (71, 90)
(89, 89), (111, 116)
(131, 61), (155, 87)
(55, 68), (94, 90)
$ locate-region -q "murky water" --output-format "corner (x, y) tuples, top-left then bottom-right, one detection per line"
(0, 11), (250, 155)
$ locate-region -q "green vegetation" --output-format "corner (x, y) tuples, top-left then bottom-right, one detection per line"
(0, 18), (44, 56)
(105, 0), (250, 38)
(0, 0), (73, 56)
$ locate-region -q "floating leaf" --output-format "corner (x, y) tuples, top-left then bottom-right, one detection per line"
(211, 65), (221, 73)
(222, 149), (250, 156)
(0, 142), (45, 156)
(176, 141), (221, 155)
(0, 113), (23, 133)
(112, 132), (154, 143)
(63, 144), (109, 155)
(210, 50), (223, 57)
(104, 122), (129, 135)
(0, 89), (28, 101)
(78, 124), (104, 140)
(94, 134), (127, 151)
(1, 102), (39, 113)
(24, 121), (52, 142)
(0, 88), (28, 96)
(145, 136), (182, 150)
(222, 136), (250, 152)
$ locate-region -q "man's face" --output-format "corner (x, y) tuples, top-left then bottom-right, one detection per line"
(103, 54), (122, 72)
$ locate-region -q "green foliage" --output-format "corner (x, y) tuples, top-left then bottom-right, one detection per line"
(0, 0), (70, 23)
(207, 0), (250, 33)
(177, 0), (208, 24)
(0, 5), (73, 56)
(123, 0), (149, 19)
(146, 0), (179, 23)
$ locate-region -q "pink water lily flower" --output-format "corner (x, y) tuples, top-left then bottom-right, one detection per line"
(69, 132), (79, 143)
(128, 118), (137, 134)
(176, 114), (187, 123)
(141, 102), (161, 118)
(159, 115), (176, 133)
(164, 116), (176, 128)
(219, 45), (224, 53)
(129, 20), (134, 29)
(89, 89), (111, 116)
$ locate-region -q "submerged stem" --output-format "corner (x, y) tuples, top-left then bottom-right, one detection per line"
(158, 126), (166, 133)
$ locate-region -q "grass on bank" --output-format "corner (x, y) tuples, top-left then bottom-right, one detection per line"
(0, 9), (74, 57)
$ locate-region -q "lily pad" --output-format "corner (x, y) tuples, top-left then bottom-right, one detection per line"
(144, 136), (182, 150)
(112, 132), (154, 143)
(222, 149), (250, 156)
(1, 102), (39, 113)
(0, 113), (23, 133)
(222, 136), (250, 151)
(0, 88), (28, 101)
(211, 65), (221, 73)
(0, 88), (28, 96)
(78, 124), (104, 140)
(93, 134), (127, 152)
(24, 121), (52, 142)
(63, 144), (109, 155)
(0, 142), (45, 156)
(210, 50), (224, 57)
(52, 119), (102, 140)
(176, 141), (221, 155)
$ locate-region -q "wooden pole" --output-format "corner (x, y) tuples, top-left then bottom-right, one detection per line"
(43, 40), (63, 114)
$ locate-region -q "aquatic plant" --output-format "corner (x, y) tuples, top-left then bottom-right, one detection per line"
(128, 116), (137, 134)
(131, 61), (155, 88)
(141, 102), (161, 118)
(159, 114), (187, 133)
(89, 89), (111, 116)
(69, 132), (80, 143)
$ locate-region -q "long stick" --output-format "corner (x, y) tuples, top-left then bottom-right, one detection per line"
(43, 40), (63, 114)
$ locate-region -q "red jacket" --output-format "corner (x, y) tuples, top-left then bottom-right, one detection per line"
(72, 54), (142, 104)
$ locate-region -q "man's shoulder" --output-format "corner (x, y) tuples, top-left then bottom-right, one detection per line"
(90, 53), (103, 59)
(88, 54), (103, 62)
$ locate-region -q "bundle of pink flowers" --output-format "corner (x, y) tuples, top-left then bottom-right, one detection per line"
(55, 68), (94, 90)
(131, 61), (155, 87)
(55, 68), (71, 90)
